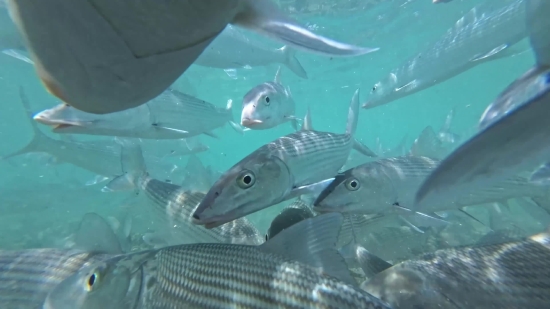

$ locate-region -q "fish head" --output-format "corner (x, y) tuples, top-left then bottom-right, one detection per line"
(192, 152), (291, 228)
(314, 164), (394, 214)
(241, 82), (287, 129)
(33, 103), (98, 132)
(43, 256), (144, 309)
(363, 73), (412, 109)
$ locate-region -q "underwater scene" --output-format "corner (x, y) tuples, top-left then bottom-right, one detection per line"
(0, 0), (549, 308)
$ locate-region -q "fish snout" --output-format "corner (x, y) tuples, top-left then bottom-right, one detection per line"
(241, 118), (263, 128)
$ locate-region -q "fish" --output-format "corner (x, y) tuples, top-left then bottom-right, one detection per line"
(192, 89), (377, 228)
(7, 0), (377, 114)
(414, 0), (550, 213)
(103, 139), (264, 247)
(433, 0), (453, 3)
(195, 24), (307, 79)
(43, 213), (391, 309)
(362, 229), (550, 309)
(4, 88), (188, 186)
(34, 88), (243, 139)
(241, 66), (299, 130)
(0, 212), (122, 309)
(362, 0), (527, 109)
(314, 155), (550, 227)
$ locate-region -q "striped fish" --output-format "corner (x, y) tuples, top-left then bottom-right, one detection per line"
(44, 213), (391, 309)
(193, 89), (377, 228)
(314, 155), (549, 216)
(33, 88), (242, 139)
(362, 229), (550, 308)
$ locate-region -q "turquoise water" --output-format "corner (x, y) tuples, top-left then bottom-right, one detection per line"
(0, 0), (536, 252)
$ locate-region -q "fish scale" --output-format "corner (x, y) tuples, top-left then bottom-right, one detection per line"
(139, 176), (263, 245)
(0, 249), (108, 309)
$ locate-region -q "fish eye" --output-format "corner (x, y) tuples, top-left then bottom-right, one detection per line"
(86, 272), (99, 291)
(372, 85), (377, 92)
(345, 178), (360, 191)
(236, 170), (256, 189)
(264, 96), (270, 105)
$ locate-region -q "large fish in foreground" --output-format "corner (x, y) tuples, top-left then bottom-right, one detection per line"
(314, 156), (550, 223)
(192, 89), (377, 228)
(362, 0), (526, 109)
(103, 140), (264, 247)
(7, 0), (377, 114)
(195, 24), (307, 79)
(0, 213), (121, 309)
(362, 229), (550, 308)
(414, 0), (550, 213)
(33, 88), (243, 139)
(43, 213), (391, 309)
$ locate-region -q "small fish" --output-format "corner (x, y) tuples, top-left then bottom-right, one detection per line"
(103, 139), (264, 246)
(195, 24), (307, 79)
(7, 0), (377, 114)
(433, 0), (453, 3)
(0, 212), (122, 309)
(363, 0), (527, 109)
(415, 0), (550, 212)
(241, 67), (299, 130)
(314, 155), (550, 228)
(192, 89), (377, 228)
(43, 213), (391, 309)
(362, 229), (550, 308)
(34, 88), (243, 139)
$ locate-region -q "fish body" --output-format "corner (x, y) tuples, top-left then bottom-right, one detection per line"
(363, 0), (527, 109)
(241, 67), (297, 130)
(315, 155), (548, 214)
(7, 0), (376, 114)
(192, 89), (375, 228)
(34, 88), (241, 139)
(195, 25), (307, 78)
(44, 213), (391, 309)
(362, 230), (550, 308)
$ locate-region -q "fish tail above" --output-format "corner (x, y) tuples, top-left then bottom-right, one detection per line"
(280, 46), (308, 79)
(346, 89), (360, 136)
(2, 87), (53, 160)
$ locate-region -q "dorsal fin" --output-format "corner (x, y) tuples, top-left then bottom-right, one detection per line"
(74, 213), (124, 254)
(301, 107), (312, 131)
(274, 66), (282, 83)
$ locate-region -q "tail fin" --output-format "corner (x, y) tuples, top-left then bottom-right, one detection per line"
(280, 46), (308, 79)
(102, 138), (147, 193)
(226, 99), (246, 134)
(346, 89), (360, 136)
(2, 87), (52, 160)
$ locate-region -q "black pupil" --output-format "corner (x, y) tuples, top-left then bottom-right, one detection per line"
(265, 97), (270, 103)
(372, 86), (376, 91)
(350, 181), (357, 188)
(88, 274), (96, 287)
(243, 175), (252, 184)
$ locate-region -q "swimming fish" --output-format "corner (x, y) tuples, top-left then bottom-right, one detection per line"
(7, 0), (377, 114)
(192, 89), (377, 228)
(362, 228), (550, 308)
(43, 213), (391, 309)
(241, 67), (299, 130)
(34, 88), (243, 139)
(363, 0), (526, 109)
(195, 24), (307, 79)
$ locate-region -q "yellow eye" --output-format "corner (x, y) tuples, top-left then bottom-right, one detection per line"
(237, 171), (255, 189)
(345, 178), (360, 191)
(86, 272), (99, 291)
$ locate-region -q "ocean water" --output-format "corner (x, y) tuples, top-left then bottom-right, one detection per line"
(0, 0), (537, 254)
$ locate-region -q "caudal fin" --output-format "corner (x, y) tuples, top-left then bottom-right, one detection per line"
(280, 46), (308, 79)
(2, 87), (52, 160)
(346, 89), (360, 136)
(235, 0), (378, 57)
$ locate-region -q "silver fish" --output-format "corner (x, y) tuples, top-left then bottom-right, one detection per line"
(415, 14), (550, 214)
(0, 212), (123, 309)
(241, 67), (298, 130)
(195, 24), (307, 79)
(362, 229), (550, 309)
(103, 140), (264, 247)
(192, 89), (377, 228)
(363, 0), (526, 109)
(315, 155), (550, 222)
(7, 0), (377, 114)
(43, 213), (391, 309)
(34, 88), (242, 139)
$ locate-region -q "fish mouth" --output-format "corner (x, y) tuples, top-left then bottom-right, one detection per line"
(192, 213), (229, 229)
(241, 118), (263, 127)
